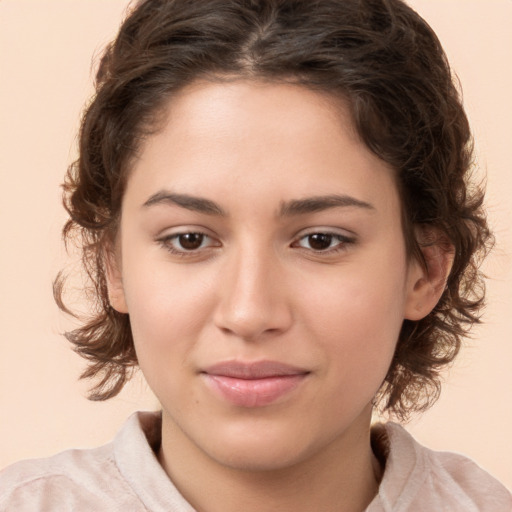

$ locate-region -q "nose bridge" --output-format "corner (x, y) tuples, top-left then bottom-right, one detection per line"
(214, 239), (291, 339)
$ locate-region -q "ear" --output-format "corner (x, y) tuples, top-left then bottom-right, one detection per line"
(404, 227), (454, 321)
(104, 245), (129, 314)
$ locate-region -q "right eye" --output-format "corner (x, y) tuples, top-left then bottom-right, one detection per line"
(158, 232), (218, 255)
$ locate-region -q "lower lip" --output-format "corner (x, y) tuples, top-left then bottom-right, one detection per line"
(202, 374), (307, 407)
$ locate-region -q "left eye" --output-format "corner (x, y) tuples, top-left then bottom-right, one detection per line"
(296, 233), (349, 251)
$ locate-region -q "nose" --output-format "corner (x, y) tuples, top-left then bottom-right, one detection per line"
(213, 246), (293, 341)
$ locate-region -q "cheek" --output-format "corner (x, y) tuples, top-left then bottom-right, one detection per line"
(123, 274), (205, 403)
(300, 260), (408, 384)
(304, 257), (407, 332)
(121, 258), (216, 364)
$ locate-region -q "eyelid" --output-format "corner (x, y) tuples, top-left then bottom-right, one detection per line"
(294, 226), (357, 241)
(154, 223), (216, 238)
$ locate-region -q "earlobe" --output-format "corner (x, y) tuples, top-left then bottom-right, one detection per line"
(104, 247), (129, 314)
(404, 229), (454, 321)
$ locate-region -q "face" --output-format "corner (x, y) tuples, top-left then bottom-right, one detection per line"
(109, 80), (426, 471)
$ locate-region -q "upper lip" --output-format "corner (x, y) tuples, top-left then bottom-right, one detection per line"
(202, 360), (310, 379)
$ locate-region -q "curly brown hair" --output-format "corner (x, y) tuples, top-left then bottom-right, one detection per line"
(55, 0), (492, 419)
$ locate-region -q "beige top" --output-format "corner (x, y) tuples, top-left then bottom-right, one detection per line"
(1, 411), (510, 511)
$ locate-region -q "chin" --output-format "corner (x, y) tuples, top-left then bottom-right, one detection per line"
(194, 419), (328, 472)
(209, 443), (311, 473)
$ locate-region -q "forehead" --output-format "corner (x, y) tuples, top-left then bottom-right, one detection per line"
(154, 79), (355, 154)
(126, 79), (400, 218)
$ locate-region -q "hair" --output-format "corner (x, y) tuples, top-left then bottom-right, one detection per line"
(55, 0), (492, 419)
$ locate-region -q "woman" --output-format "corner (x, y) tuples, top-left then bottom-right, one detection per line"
(1, 0), (510, 510)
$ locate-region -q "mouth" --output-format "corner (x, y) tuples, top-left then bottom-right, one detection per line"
(200, 360), (310, 407)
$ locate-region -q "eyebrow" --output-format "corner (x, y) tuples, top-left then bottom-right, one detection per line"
(142, 191), (226, 216)
(142, 191), (375, 217)
(279, 194), (375, 217)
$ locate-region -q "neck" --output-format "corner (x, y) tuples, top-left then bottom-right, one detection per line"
(158, 407), (381, 512)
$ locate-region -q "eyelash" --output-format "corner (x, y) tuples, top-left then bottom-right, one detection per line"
(157, 231), (355, 257)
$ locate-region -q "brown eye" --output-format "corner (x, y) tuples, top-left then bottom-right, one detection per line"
(159, 231), (220, 256)
(295, 232), (354, 253)
(307, 233), (334, 251)
(177, 233), (205, 250)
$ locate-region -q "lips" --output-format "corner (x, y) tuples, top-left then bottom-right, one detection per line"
(201, 361), (310, 407)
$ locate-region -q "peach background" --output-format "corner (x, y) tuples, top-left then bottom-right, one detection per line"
(0, 0), (510, 489)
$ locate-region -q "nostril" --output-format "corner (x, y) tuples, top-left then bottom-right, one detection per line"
(213, 302), (292, 341)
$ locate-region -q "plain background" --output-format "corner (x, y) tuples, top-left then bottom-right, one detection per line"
(0, 0), (511, 489)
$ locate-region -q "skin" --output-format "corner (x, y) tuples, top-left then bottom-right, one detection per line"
(108, 80), (446, 512)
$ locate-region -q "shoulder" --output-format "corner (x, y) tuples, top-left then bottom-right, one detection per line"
(1, 447), (111, 507)
(0, 413), (155, 511)
(371, 422), (512, 512)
